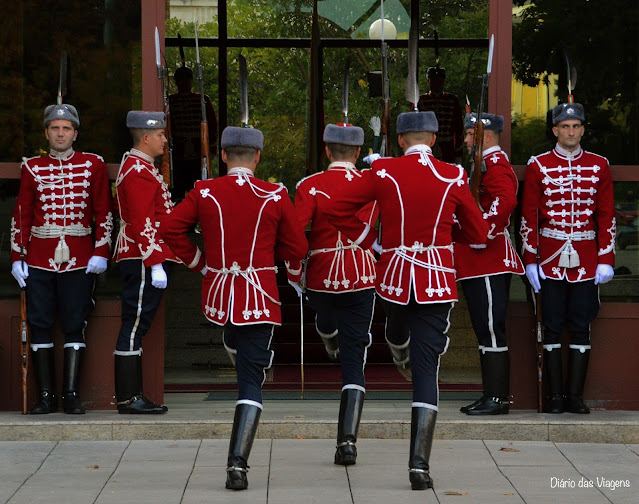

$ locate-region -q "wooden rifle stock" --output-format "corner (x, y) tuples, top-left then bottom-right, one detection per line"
(20, 287), (29, 415)
(200, 121), (210, 180)
(470, 120), (484, 211)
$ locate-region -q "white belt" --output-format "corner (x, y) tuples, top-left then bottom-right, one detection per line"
(31, 224), (92, 239)
(541, 228), (595, 241)
(206, 262), (281, 305)
(308, 243), (358, 256)
(384, 243), (455, 274)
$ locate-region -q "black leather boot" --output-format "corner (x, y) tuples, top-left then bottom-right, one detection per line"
(226, 403), (261, 490)
(115, 354), (167, 414)
(466, 350), (510, 415)
(62, 345), (85, 414)
(317, 320), (339, 362)
(461, 350), (487, 413)
(565, 347), (590, 414)
(334, 388), (365, 465)
(30, 346), (57, 414)
(409, 407), (437, 490)
(544, 347), (564, 413)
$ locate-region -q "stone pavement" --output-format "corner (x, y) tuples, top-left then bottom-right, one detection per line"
(0, 396), (638, 503)
(1, 438), (637, 503)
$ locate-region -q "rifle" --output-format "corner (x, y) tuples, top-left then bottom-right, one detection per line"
(469, 34), (494, 212)
(155, 27), (174, 188)
(194, 21), (210, 180)
(379, 0), (391, 157)
(535, 233), (544, 413)
(19, 206), (29, 415)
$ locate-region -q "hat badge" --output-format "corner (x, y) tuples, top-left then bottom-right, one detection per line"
(567, 107), (575, 115)
(57, 109), (65, 116)
(146, 119), (160, 126)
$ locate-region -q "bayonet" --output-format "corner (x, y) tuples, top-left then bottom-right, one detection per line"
(57, 51), (68, 105)
(379, 0), (391, 156)
(239, 54), (249, 127)
(178, 33), (186, 68)
(563, 48), (577, 104)
(405, 19), (419, 111)
(342, 59), (350, 124)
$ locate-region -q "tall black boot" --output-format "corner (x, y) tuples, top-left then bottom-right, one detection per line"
(544, 347), (564, 413)
(565, 347), (590, 414)
(114, 354), (167, 414)
(30, 346), (57, 414)
(226, 403), (262, 490)
(466, 351), (510, 415)
(461, 349), (487, 413)
(62, 345), (85, 414)
(409, 407), (437, 490)
(334, 388), (365, 465)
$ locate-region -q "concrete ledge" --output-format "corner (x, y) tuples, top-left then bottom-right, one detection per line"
(1, 396), (638, 443)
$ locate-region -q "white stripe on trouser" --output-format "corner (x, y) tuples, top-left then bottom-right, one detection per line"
(237, 399), (263, 410)
(259, 326), (275, 389)
(484, 276), (497, 348)
(128, 262), (146, 352)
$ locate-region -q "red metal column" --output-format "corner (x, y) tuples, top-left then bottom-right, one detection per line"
(489, 0), (512, 156)
(142, 0), (164, 111)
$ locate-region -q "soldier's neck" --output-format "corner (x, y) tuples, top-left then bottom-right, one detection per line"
(555, 143), (582, 157)
(49, 147), (74, 160)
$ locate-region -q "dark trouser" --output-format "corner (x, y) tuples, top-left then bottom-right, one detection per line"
(171, 158), (200, 202)
(306, 289), (375, 388)
(27, 268), (96, 345)
(222, 323), (274, 404)
(382, 298), (453, 406)
(540, 278), (599, 346)
(116, 260), (169, 354)
(461, 274), (512, 349)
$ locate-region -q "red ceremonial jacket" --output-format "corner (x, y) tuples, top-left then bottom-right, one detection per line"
(326, 145), (488, 304)
(160, 167), (308, 326)
(520, 144), (615, 282)
(288, 162), (379, 293)
(113, 149), (179, 265)
(11, 150), (113, 272)
(454, 146), (524, 280)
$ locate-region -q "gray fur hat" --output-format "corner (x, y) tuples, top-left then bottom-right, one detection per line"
(44, 104), (80, 128)
(427, 66), (446, 79)
(552, 103), (585, 125)
(221, 126), (264, 150)
(126, 111), (166, 129)
(464, 113), (504, 132)
(323, 123), (364, 146)
(397, 111), (438, 134)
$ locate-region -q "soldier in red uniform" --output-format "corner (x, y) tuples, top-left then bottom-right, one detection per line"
(160, 126), (308, 491)
(10, 103), (113, 415)
(456, 113), (524, 415)
(113, 111), (179, 414)
(520, 103), (615, 414)
(417, 67), (464, 163)
(326, 111), (487, 490)
(287, 123), (378, 466)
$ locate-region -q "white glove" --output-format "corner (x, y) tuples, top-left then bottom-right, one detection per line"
(151, 264), (168, 289)
(363, 153), (381, 165)
(288, 279), (304, 298)
(372, 240), (382, 254)
(525, 263), (546, 293)
(11, 261), (29, 288)
(594, 264), (614, 285)
(86, 256), (108, 274)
